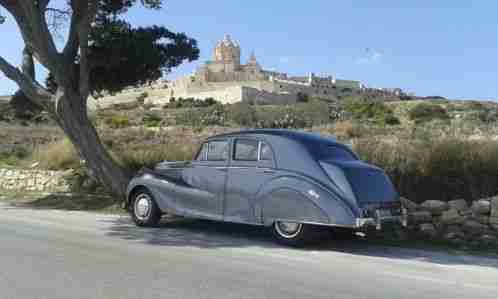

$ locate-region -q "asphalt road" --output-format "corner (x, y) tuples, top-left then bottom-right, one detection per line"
(1, 203), (498, 299)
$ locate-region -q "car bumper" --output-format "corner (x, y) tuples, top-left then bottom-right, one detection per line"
(355, 208), (408, 230)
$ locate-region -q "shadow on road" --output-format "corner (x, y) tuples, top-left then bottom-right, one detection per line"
(102, 216), (498, 269)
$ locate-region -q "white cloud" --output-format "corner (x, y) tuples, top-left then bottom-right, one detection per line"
(356, 49), (383, 65)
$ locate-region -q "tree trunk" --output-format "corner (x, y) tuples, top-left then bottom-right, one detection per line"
(56, 89), (130, 198)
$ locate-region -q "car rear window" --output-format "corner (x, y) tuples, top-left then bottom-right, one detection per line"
(316, 145), (357, 161)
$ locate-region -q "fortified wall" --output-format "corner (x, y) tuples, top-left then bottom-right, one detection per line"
(142, 34), (364, 106)
(92, 34), (378, 108)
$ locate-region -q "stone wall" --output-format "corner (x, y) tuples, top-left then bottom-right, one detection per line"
(401, 196), (498, 245)
(0, 168), (71, 192)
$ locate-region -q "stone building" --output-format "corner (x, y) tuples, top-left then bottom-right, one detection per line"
(145, 35), (364, 106)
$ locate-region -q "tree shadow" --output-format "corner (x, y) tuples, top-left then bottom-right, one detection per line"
(102, 216), (498, 269)
(12, 193), (122, 213)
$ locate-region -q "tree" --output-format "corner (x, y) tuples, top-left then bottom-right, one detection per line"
(0, 1), (199, 197)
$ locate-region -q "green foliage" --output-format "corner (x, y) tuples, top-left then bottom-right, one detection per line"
(477, 109), (498, 123)
(296, 92), (310, 103)
(105, 114), (131, 128)
(143, 112), (162, 127)
(408, 102), (450, 123)
(354, 138), (498, 203)
(137, 92), (148, 103)
(0, 145), (30, 166)
(175, 104), (226, 128)
(166, 97), (218, 109)
(344, 99), (400, 126)
(227, 102), (257, 127)
(46, 0), (199, 95)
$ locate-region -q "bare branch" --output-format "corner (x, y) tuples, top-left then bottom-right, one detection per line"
(13, 0), (60, 70)
(0, 55), (54, 112)
(45, 7), (71, 40)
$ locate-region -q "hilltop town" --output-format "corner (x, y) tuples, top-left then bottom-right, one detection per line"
(90, 34), (409, 109)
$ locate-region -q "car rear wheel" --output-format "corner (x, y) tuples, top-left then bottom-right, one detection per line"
(131, 189), (161, 227)
(271, 221), (323, 246)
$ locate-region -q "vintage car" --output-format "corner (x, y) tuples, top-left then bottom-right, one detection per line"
(126, 129), (406, 246)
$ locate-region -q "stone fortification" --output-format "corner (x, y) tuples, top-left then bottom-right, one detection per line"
(93, 34), (365, 108)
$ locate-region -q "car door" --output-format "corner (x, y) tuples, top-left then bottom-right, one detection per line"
(174, 139), (230, 220)
(224, 138), (277, 224)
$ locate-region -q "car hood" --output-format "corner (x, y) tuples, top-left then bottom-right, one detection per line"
(320, 160), (398, 207)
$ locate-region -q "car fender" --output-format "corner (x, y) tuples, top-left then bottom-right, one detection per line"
(126, 172), (177, 214)
(256, 176), (357, 227)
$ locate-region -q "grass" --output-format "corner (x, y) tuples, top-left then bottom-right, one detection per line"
(354, 138), (498, 203)
(31, 138), (80, 170)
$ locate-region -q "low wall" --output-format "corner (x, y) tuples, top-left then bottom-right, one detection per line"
(0, 168), (71, 192)
(402, 197), (498, 244)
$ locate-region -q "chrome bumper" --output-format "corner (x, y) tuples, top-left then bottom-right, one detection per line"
(355, 208), (408, 230)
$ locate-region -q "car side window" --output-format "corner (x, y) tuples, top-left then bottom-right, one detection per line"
(196, 143), (208, 161)
(234, 139), (259, 161)
(260, 142), (274, 161)
(206, 140), (229, 161)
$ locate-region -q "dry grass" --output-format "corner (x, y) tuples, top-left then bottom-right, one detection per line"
(31, 138), (81, 170)
(353, 138), (498, 203)
(116, 142), (198, 172)
(330, 120), (363, 139)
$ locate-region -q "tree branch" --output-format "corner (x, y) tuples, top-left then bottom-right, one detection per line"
(62, 0), (83, 60)
(0, 55), (54, 112)
(14, 0), (60, 70)
(77, 0), (98, 100)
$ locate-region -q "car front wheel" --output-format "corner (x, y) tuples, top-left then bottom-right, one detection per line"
(131, 189), (161, 227)
(271, 221), (322, 246)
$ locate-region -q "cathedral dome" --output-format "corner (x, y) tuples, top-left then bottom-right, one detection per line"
(213, 34), (241, 65)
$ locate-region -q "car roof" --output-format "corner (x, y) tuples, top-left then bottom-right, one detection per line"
(208, 129), (338, 145)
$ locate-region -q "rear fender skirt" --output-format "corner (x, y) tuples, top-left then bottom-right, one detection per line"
(256, 177), (356, 227)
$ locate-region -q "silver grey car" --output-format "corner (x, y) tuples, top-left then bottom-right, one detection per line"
(126, 129), (406, 246)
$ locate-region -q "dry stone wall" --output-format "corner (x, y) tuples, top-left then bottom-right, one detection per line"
(401, 196), (498, 245)
(0, 168), (70, 192)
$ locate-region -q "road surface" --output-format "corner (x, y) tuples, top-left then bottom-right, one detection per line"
(1, 202), (497, 299)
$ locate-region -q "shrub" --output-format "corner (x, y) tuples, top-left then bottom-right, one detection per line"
(116, 143), (197, 172)
(137, 92), (148, 103)
(477, 109), (498, 123)
(143, 112), (162, 128)
(175, 104), (226, 128)
(166, 97), (218, 109)
(32, 138), (80, 170)
(296, 92), (310, 103)
(228, 102), (257, 127)
(344, 99), (400, 126)
(408, 103), (449, 123)
(105, 114), (131, 128)
(332, 120), (363, 139)
(354, 138), (498, 203)
(0, 145), (30, 166)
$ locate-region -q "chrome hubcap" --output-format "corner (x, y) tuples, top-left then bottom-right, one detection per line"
(134, 194), (151, 221)
(275, 221), (303, 239)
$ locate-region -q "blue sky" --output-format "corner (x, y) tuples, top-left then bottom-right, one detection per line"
(1, 0), (497, 100)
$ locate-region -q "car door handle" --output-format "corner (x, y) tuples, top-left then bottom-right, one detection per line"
(262, 169), (275, 174)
